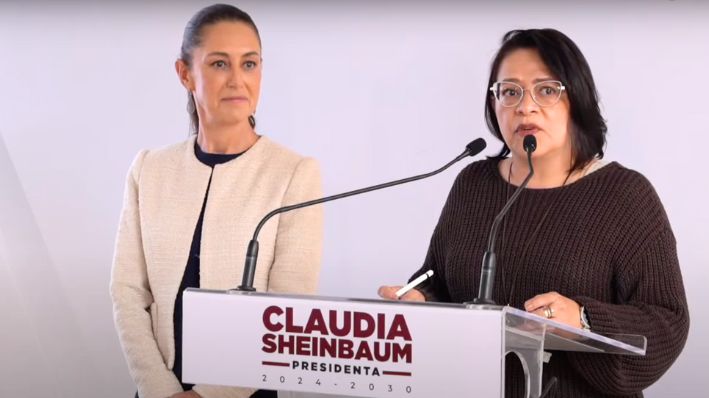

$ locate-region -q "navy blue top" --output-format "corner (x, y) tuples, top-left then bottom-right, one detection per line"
(172, 141), (241, 389)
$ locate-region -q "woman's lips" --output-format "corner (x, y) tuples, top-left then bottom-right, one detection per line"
(222, 96), (249, 103)
(516, 123), (540, 135)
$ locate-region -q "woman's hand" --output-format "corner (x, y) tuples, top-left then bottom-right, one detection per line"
(524, 291), (582, 328)
(377, 286), (426, 302)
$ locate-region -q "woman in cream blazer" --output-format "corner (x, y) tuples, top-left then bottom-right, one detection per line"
(110, 5), (322, 398)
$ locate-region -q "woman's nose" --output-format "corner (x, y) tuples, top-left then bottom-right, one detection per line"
(515, 89), (539, 114)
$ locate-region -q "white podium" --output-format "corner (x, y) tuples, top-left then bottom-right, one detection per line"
(183, 289), (645, 398)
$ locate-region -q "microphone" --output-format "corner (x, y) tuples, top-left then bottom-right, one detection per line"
(472, 135), (536, 305)
(237, 138), (488, 291)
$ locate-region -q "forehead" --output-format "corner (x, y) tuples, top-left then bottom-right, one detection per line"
(496, 48), (555, 82)
(196, 21), (261, 55)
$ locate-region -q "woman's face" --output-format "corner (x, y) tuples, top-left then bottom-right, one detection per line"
(179, 21), (262, 129)
(494, 48), (572, 162)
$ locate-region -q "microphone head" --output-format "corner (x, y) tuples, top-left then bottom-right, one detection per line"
(523, 135), (537, 153)
(465, 138), (487, 157)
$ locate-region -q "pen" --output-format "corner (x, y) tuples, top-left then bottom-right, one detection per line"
(395, 270), (434, 298)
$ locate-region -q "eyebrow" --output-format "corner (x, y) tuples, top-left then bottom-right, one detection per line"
(206, 51), (261, 58)
(500, 77), (557, 83)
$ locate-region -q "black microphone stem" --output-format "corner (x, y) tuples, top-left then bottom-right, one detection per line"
(252, 150), (470, 243)
(473, 136), (536, 304)
(237, 139), (487, 291)
(487, 147), (534, 254)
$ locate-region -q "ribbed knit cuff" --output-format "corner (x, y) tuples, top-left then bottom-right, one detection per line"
(572, 296), (624, 335)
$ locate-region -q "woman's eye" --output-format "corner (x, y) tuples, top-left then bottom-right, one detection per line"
(243, 60), (258, 70)
(212, 60), (227, 69)
(502, 88), (520, 97)
(538, 85), (558, 96)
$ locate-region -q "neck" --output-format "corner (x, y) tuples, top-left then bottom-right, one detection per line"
(197, 121), (258, 154)
(509, 152), (573, 189)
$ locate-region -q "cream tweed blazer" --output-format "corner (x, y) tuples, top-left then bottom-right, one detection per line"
(110, 136), (323, 398)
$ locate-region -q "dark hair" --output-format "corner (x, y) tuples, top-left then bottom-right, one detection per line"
(180, 4), (261, 134)
(484, 29), (607, 172)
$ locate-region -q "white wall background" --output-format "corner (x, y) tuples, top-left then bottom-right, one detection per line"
(1, 0), (707, 397)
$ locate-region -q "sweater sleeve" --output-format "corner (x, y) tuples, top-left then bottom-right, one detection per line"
(567, 179), (689, 395)
(110, 151), (184, 398)
(412, 222), (452, 303)
(409, 168), (471, 302)
(266, 157), (324, 294)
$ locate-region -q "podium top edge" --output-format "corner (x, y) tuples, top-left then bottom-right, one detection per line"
(184, 287), (475, 310)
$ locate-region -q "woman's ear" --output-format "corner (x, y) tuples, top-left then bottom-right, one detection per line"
(175, 59), (194, 91)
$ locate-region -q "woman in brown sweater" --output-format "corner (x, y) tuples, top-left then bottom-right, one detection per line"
(379, 29), (689, 397)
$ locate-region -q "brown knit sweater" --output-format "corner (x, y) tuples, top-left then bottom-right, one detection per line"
(411, 158), (689, 398)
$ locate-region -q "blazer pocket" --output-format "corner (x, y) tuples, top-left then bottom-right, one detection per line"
(149, 302), (158, 338)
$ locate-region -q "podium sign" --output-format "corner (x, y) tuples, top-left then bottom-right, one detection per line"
(183, 289), (645, 398)
(183, 289), (504, 397)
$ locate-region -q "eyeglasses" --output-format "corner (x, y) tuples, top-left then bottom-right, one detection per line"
(489, 80), (566, 107)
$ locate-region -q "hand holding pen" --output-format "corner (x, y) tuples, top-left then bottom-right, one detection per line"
(377, 270), (433, 302)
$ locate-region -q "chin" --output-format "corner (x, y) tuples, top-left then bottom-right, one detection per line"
(218, 114), (251, 126)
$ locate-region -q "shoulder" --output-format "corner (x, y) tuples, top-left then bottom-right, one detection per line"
(125, 137), (200, 188)
(249, 136), (322, 201)
(140, 138), (194, 168)
(590, 162), (662, 206)
(256, 136), (320, 175)
(438, 158), (501, 207)
(591, 162), (672, 237)
(454, 157), (501, 187)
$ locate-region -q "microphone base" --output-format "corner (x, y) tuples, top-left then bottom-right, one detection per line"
(235, 285), (256, 292)
(470, 297), (497, 305)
